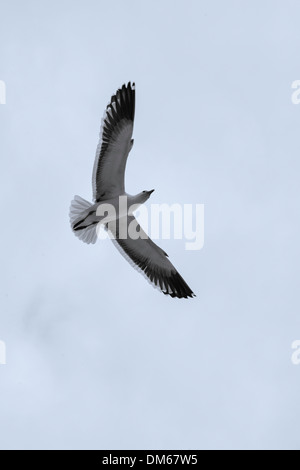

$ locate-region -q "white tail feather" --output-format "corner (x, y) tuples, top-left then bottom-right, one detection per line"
(69, 195), (98, 245)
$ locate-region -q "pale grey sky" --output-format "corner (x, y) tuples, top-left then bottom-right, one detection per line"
(0, 0), (300, 450)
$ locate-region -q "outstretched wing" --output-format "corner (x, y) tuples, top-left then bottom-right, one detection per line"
(107, 216), (195, 299)
(92, 82), (135, 202)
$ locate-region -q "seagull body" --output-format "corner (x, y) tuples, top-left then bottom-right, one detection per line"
(72, 192), (151, 230)
(70, 82), (195, 299)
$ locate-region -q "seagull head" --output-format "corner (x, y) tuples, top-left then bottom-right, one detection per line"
(141, 189), (155, 202)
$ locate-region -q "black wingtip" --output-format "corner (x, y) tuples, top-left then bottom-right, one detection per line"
(160, 271), (195, 299)
(104, 82), (135, 128)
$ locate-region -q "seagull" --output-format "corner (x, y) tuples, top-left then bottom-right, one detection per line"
(70, 82), (195, 299)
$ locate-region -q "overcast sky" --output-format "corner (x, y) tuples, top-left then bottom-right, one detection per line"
(0, 0), (300, 450)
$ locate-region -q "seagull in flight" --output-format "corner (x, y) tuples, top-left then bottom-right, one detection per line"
(70, 82), (195, 298)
